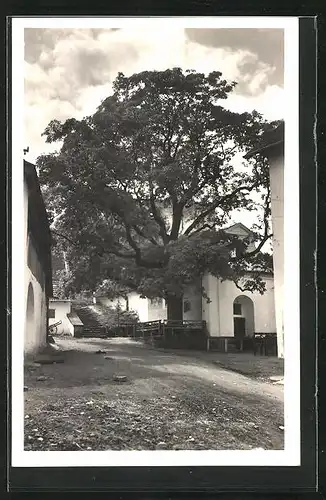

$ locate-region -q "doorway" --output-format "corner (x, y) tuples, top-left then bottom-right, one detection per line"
(233, 295), (255, 337)
(234, 316), (246, 339)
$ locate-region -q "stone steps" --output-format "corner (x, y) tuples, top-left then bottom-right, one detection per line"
(72, 304), (108, 338)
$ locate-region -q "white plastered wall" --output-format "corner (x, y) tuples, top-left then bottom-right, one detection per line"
(24, 181), (47, 355)
(202, 274), (276, 337)
(268, 151), (284, 357)
(49, 299), (72, 334)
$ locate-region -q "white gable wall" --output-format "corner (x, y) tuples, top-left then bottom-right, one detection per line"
(49, 299), (72, 335)
(202, 274), (276, 337)
(224, 223), (257, 253)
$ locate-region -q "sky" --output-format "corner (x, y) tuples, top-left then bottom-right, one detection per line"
(23, 26), (284, 239)
(24, 27), (284, 162)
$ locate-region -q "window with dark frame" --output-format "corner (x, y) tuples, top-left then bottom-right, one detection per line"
(183, 300), (191, 313)
(233, 303), (242, 315)
(49, 308), (55, 319)
(150, 298), (163, 306)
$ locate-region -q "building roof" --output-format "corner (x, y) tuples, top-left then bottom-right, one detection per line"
(24, 160), (53, 297)
(223, 222), (253, 236)
(49, 298), (71, 303)
(243, 122), (284, 160)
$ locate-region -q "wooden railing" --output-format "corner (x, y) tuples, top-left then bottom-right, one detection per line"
(135, 320), (162, 340)
(254, 332), (277, 356)
(104, 319), (209, 350)
(109, 324), (137, 337)
(133, 319), (208, 349)
(162, 320), (206, 329)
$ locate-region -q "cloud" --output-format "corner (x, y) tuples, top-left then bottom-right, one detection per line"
(24, 28), (119, 64)
(25, 28), (141, 107)
(184, 41), (276, 96)
(185, 28), (284, 94)
(24, 27), (284, 162)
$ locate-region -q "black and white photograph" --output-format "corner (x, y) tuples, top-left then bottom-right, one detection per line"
(11, 17), (301, 469)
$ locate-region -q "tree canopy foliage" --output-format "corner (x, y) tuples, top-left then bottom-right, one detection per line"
(38, 68), (278, 319)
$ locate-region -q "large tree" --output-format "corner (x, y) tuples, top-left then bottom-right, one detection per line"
(38, 68), (277, 320)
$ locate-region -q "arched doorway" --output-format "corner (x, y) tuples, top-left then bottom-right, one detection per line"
(233, 295), (255, 339)
(25, 282), (35, 345)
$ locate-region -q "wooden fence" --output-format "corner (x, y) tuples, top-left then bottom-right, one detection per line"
(131, 320), (208, 350)
(105, 321), (277, 356)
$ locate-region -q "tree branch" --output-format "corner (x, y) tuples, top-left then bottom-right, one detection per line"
(244, 185), (272, 257)
(188, 222), (217, 236)
(233, 280), (249, 293)
(51, 229), (136, 260)
(244, 233), (272, 257)
(183, 181), (259, 236)
(123, 222), (166, 269)
(132, 224), (159, 246)
(149, 183), (169, 244)
(169, 201), (184, 241)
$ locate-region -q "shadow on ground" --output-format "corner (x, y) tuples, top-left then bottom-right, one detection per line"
(24, 337), (284, 452)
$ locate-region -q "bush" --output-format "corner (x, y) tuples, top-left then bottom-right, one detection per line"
(88, 304), (139, 328)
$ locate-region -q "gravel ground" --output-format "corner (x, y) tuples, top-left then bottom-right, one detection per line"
(151, 348), (284, 381)
(24, 337), (284, 451)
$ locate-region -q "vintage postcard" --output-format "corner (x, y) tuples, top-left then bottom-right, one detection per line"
(10, 16), (302, 472)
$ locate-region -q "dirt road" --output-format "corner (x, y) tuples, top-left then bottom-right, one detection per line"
(24, 337), (284, 451)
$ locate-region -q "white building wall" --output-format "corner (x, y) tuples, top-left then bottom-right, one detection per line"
(250, 277), (276, 333)
(25, 270), (48, 354)
(202, 274), (220, 336)
(49, 299), (72, 334)
(148, 299), (167, 321)
(24, 240), (48, 355)
(241, 298), (255, 336)
(98, 296), (128, 310)
(268, 151), (284, 357)
(24, 181), (28, 250)
(96, 272), (276, 337)
(24, 177), (48, 354)
(203, 275), (276, 337)
(128, 292), (149, 322)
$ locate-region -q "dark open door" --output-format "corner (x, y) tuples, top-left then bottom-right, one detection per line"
(234, 317), (246, 339)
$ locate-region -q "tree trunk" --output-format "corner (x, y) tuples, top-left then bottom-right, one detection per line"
(166, 295), (183, 321)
